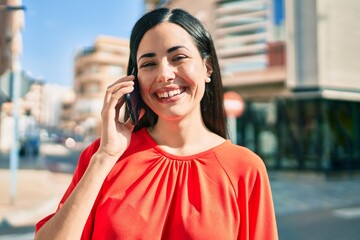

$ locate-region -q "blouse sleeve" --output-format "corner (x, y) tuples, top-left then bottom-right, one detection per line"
(216, 145), (278, 240)
(244, 158), (278, 239)
(35, 139), (101, 239)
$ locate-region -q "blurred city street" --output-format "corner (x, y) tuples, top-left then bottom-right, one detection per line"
(1, 0), (360, 239)
(1, 143), (360, 239)
(0, 142), (81, 240)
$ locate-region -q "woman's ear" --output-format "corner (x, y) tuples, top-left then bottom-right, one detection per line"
(204, 58), (213, 77)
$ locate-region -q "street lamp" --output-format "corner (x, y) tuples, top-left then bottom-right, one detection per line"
(0, 3), (26, 204)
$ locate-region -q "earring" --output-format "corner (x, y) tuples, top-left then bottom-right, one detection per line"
(206, 76), (211, 83)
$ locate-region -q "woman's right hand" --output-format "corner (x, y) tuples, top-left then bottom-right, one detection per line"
(35, 75), (137, 240)
(96, 74), (136, 164)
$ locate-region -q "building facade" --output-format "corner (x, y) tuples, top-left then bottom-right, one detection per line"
(275, 0), (360, 170)
(0, 0), (25, 151)
(73, 35), (129, 138)
(145, 0), (360, 170)
(0, 0), (24, 100)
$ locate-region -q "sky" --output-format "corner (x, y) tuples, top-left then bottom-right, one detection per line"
(21, 0), (144, 87)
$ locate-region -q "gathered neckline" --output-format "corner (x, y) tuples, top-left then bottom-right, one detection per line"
(138, 128), (230, 161)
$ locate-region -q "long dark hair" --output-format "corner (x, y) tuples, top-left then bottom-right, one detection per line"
(127, 8), (227, 138)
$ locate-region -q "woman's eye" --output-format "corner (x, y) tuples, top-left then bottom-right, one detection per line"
(140, 62), (155, 68)
(173, 55), (187, 61)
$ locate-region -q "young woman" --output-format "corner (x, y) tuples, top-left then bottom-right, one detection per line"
(35, 8), (278, 240)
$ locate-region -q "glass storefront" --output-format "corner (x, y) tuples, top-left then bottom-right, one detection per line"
(236, 98), (360, 170)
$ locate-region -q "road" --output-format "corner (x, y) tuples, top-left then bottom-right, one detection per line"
(278, 206), (360, 240)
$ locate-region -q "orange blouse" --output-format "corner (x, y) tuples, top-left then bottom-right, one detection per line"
(36, 128), (278, 239)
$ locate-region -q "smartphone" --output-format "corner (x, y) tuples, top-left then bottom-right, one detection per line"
(125, 68), (142, 125)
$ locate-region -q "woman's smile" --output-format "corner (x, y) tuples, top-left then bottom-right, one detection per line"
(154, 86), (186, 101)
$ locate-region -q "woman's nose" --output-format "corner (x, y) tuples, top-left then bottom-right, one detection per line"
(157, 62), (175, 82)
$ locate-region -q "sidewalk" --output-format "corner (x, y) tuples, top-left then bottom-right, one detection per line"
(0, 169), (72, 229)
(269, 170), (360, 215)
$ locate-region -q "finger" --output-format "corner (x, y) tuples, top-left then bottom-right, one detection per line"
(102, 75), (135, 120)
(103, 83), (124, 110)
(103, 81), (134, 113)
(107, 85), (134, 111)
(107, 75), (135, 89)
(115, 100), (124, 122)
(106, 81), (133, 105)
(116, 97), (125, 108)
(107, 81), (134, 96)
(102, 88), (112, 111)
(123, 108), (145, 131)
(124, 114), (136, 131)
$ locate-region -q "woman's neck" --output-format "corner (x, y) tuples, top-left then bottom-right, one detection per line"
(147, 115), (224, 156)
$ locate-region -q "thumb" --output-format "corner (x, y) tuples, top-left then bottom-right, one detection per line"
(139, 108), (146, 120)
(125, 108), (145, 130)
(124, 117), (136, 131)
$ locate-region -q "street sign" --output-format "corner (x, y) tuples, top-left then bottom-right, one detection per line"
(224, 91), (245, 117)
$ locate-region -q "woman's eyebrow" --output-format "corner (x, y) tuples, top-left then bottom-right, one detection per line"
(138, 45), (189, 62)
(138, 52), (156, 61)
(167, 45), (188, 53)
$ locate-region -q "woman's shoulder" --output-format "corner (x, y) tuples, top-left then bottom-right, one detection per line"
(214, 142), (268, 178)
(214, 142), (271, 196)
(216, 142), (264, 165)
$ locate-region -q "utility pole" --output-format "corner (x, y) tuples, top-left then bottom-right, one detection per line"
(0, 2), (26, 203)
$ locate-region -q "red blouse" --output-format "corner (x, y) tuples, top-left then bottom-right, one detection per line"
(36, 128), (278, 239)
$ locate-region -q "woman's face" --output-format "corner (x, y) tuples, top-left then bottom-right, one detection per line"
(136, 22), (212, 122)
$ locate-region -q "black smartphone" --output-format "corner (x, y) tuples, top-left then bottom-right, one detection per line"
(125, 69), (142, 125)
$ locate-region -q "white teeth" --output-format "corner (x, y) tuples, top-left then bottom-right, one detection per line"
(157, 89), (182, 99)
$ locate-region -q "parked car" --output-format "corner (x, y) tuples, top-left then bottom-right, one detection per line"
(19, 136), (40, 157)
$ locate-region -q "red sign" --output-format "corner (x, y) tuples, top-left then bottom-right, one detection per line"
(224, 91), (245, 117)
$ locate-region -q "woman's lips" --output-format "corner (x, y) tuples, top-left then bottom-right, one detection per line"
(155, 87), (186, 99)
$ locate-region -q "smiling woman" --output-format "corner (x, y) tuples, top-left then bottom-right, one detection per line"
(135, 22), (212, 127)
(34, 8), (278, 240)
